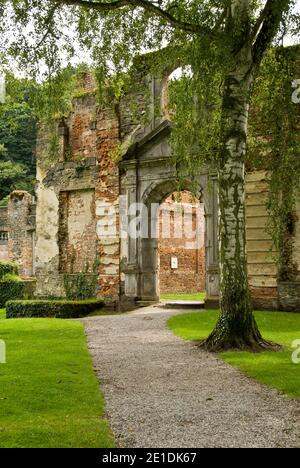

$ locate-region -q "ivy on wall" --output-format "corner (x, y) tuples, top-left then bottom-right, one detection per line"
(63, 258), (100, 300)
(248, 46), (300, 281)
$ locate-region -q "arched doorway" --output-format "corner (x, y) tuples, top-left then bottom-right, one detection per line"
(120, 143), (219, 307)
(139, 180), (204, 302)
(158, 191), (206, 301)
(119, 77), (219, 307)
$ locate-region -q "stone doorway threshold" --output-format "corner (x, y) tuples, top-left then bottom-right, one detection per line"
(136, 299), (205, 310)
(159, 299), (205, 310)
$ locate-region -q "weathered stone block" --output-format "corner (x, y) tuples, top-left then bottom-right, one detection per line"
(278, 282), (300, 311)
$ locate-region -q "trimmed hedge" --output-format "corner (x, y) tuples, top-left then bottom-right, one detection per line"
(0, 261), (19, 280)
(6, 299), (104, 319)
(0, 261), (24, 307)
(0, 275), (25, 308)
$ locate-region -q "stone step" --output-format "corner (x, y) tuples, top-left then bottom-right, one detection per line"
(160, 300), (205, 310)
(136, 301), (159, 308)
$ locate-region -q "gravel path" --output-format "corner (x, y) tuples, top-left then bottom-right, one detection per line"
(83, 306), (300, 448)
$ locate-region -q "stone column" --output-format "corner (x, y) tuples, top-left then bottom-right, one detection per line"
(123, 161), (139, 298)
(58, 119), (69, 162)
(204, 177), (220, 307)
(138, 202), (160, 302)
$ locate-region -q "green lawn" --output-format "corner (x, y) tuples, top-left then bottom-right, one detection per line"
(160, 292), (206, 301)
(168, 310), (300, 399)
(0, 313), (114, 448)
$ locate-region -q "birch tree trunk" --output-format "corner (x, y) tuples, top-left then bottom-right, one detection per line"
(201, 1), (277, 351)
(202, 71), (265, 350)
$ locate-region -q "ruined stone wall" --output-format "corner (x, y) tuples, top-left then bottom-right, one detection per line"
(0, 207), (8, 261)
(35, 121), (62, 296)
(32, 67), (300, 311)
(7, 192), (36, 277)
(59, 189), (97, 273)
(278, 198), (300, 311)
(0, 192), (36, 277)
(245, 171), (278, 309)
(95, 103), (120, 304)
(35, 75), (121, 303)
(158, 193), (205, 294)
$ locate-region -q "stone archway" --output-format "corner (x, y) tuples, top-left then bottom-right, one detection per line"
(120, 120), (219, 307)
(139, 179), (204, 302)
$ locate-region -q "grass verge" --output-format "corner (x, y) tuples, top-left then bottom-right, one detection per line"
(0, 314), (114, 448)
(168, 310), (300, 399)
(160, 292), (206, 301)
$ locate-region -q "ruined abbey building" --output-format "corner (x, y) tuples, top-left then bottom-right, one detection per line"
(1, 54), (300, 311)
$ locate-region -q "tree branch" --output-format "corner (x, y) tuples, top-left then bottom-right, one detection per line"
(252, 0), (291, 66)
(35, 3), (60, 50)
(56, 0), (212, 34)
(250, 1), (269, 43)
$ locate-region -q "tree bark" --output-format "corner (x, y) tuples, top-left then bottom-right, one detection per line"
(201, 65), (278, 351)
(200, 2), (279, 352)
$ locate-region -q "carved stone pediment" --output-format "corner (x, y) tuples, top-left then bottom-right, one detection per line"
(122, 120), (172, 162)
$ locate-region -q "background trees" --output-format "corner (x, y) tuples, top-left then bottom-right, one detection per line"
(0, 75), (37, 201)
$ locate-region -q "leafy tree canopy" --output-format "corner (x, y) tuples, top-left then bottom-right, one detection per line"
(0, 74), (38, 200)
(0, 1), (299, 173)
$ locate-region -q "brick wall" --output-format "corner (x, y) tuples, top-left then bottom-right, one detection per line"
(95, 104), (120, 303)
(158, 192), (205, 294)
(58, 189), (97, 273)
(65, 76), (121, 303)
(69, 95), (97, 160)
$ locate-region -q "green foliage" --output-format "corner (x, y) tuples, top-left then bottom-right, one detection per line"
(0, 2), (298, 181)
(249, 46), (300, 278)
(0, 261), (25, 307)
(160, 292), (206, 301)
(0, 160), (28, 199)
(0, 1), (296, 191)
(34, 66), (80, 121)
(0, 69), (85, 191)
(0, 261), (25, 306)
(0, 276), (25, 307)
(64, 258), (99, 300)
(0, 74), (37, 199)
(6, 299), (104, 319)
(0, 196), (9, 207)
(0, 318), (114, 448)
(168, 310), (300, 398)
(0, 260), (19, 279)
(63, 273), (98, 300)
